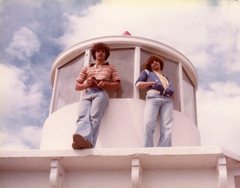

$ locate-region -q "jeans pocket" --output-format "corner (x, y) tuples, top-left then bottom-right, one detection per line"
(146, 93), (157, 100)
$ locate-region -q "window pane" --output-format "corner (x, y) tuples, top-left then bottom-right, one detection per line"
(53, 53), (85, 112)
(183, 68), (196, 123)
(235, 176), (240, 188)
(106, 48), (135, 98)
(53, 48), (135, 113)
(139, 50), (180, 111)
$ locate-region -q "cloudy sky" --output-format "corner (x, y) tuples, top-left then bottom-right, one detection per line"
(1, 0), (240, 154)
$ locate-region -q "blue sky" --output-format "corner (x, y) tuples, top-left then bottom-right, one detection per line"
(1, 0), (240, 153)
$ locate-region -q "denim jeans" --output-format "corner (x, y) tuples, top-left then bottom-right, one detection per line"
(75, 88), (109, 147)
(144, 93), (173, 147)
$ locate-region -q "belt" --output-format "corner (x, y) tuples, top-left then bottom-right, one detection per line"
(85, 87), (102, 93)
(147, 89), (171, 97)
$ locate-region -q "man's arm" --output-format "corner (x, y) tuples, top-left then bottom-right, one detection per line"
(136, 81), (156, 89)
(97, 81), (121, 91)
(75, 77), (95, 91)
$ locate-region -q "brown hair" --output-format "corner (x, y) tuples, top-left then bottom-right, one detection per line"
(91, 42), (110, 60)
(145, 55), (164, 71)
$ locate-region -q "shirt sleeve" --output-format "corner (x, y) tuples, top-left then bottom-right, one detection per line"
(110, 65), (120, 82)
(135, 70), (148, 85)
(165, 77), (174, 95)
(76, 66), (88, 83)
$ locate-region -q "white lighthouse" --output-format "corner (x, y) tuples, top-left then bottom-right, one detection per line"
(1, 34), (240, 188)
(41, 34), (200, 149)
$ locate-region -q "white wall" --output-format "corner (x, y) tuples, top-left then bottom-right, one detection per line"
(41, 99), (200, 150)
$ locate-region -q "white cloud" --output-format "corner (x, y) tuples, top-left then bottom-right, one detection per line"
(0, 63), (45, 150)
(6, 27), (41, 60)
(58, 1), (209, 48)
(0, 63), (43, 119)
(0, 125), (42, 150)
(197, 82), (240, 154)
(58, 0), (240, 75)
(57, 0), (213, 72)
(203, 2), (240, 74)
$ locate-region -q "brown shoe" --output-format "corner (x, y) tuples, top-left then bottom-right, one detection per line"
(72, 134), (93, 149)
(72, 142), (83, 149)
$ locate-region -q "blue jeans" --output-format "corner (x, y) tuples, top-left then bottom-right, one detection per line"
(144, 93), (173, 147)
(75, 88), (109, 147)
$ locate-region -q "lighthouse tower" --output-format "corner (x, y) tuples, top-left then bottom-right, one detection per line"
(1, 34), (240, 188)
(40, 34), (200, 150)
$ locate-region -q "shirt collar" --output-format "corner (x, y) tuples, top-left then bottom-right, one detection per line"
(90, 62), (109, 67)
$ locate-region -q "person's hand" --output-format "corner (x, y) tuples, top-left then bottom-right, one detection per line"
(97, 81), (107, 89)
(86, 77), (95, 85)
(144, 81), (156, 87)
(136, 81), (156, 89)
(82, 77), (95, 89)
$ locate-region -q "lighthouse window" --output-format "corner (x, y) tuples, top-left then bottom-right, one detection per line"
(183, 68), (196, 123)
(107, 48), (135, 98)
(53, 53), (85, 112)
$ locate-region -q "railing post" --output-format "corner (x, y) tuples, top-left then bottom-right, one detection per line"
(131, 158), (142, 188)
(218, 157), (228, 188)
(50, 159), (65, 188)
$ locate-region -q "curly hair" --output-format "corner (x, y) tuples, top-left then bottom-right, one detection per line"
(145, 55), (164, 71)
(91, 42), (110, 60)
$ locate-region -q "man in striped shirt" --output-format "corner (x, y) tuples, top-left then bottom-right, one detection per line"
(72, 42), (121, 149)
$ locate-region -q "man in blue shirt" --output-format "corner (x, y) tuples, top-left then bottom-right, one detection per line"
(136, 55), (174, 147)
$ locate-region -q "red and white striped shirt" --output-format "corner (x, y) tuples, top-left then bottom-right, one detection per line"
(76, 62), (120, 83)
